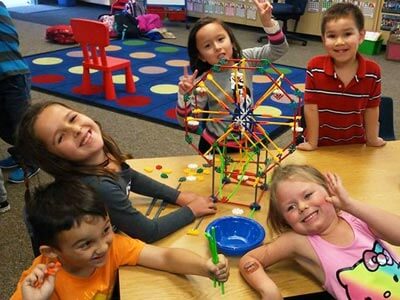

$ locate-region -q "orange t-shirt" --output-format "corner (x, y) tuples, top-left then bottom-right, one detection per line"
(11, 234), (145, 300)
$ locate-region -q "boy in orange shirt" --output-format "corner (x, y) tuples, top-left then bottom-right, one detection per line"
(11, 181), (229, 300)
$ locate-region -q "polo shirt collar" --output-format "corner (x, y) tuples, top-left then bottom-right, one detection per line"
(323, 54), (366, 82)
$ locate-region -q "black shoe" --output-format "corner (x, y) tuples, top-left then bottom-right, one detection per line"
(0, 201), (10, 213)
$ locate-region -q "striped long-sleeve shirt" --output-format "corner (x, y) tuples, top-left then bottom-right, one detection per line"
(176, 20), (288, 144)
(304, 54), (381, 146)
(0, 1), (29, 80)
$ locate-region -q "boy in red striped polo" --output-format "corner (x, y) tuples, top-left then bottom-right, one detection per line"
(298, 3), (386, 151)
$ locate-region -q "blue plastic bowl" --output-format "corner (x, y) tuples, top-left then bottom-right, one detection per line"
(205, 216), (266, 256)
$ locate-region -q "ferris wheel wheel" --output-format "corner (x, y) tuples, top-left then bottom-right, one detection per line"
(181, 58), (303, 211)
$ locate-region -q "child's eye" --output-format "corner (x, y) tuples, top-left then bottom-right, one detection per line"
(70, 114), (77, 122)
(304, 192), (313, 199)
(57, 134), (64, 144)
(287, 204), (296, 212)
(79, 241), (92, 250)
(103, 225), (111, 235)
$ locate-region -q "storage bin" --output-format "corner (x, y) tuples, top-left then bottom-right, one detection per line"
(58, 0), (76, 6)
(358, 38), (383, 55)
(386, 34), (400, 61)
(146, 6), (166, 19)
(168, 10), (186, 21)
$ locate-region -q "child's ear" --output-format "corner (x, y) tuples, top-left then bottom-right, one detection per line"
(40, 245), (59, 259)
(359, 29), (366, 44)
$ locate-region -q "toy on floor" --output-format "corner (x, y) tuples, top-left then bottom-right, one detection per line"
(182, 58), (303, 210)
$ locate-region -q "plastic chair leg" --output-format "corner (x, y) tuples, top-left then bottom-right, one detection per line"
(81, 67), (92, 91)
(103, 71), (116, 100)
(125, 66), (136, 93)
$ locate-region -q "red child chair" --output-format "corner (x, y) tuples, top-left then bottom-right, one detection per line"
(70, 18), (136, 100)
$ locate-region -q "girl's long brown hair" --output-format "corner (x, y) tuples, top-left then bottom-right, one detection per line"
(16, 101), (132, 181)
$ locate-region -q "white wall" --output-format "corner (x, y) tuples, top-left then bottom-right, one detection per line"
(3, 0), (34, 8)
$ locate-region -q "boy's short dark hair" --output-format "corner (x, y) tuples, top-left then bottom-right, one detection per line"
(321, 3), (364, 35)
(25, 180), (108, 249)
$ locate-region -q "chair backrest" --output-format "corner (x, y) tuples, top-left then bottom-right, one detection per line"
(285, 0), (308, 15)
(70, 18), (110, 67)
(379, 96), (396, 140)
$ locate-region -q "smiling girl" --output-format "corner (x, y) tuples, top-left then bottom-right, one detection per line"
(176, 0), (288, 153)
(239, 164), (400, 299)
(17, 101), (217, 255)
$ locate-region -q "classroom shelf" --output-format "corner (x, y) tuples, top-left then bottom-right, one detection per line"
(186, 0), (384, 41)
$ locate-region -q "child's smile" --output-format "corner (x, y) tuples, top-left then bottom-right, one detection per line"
(301, 210), (319, 223)
(34, 104), (106, 165)
(277, 179), (338, 235)
(322, 16), (364, 66)
(53, 216), (113, 277)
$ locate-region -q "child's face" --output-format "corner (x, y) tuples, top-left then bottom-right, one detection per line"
(34, 104), (105, 165)
(322, 16), (365, 66)
(276, 179), (338, 236)
(53, 216), (113, 276)
(196, 22), (233, 66)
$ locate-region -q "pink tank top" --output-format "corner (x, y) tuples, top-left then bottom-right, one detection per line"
(307, 212), (400, 299)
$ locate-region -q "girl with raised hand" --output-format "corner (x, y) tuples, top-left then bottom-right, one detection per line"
(176, 0), (289, 153)
(239, 164), (400, 299)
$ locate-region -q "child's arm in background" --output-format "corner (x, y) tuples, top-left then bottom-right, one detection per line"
(239, 234), (299, 300)
(247, 0), (288, 62)
(176, 192), (217, 217)
(253, 0), (274, 28)
(137, 244), (229, 282)
(297, 104), (319, 151)
(325, 172), (400, 245)
(364, 106), (386, 147)
(176, 66), (207, 130)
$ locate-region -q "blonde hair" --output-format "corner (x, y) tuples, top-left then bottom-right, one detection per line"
(268, 164), (329, 235)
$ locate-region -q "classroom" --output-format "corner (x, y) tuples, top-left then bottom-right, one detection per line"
(1, 0), (399, 299)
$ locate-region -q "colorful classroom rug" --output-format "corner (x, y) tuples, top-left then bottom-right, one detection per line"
(25, 39), (306, 136)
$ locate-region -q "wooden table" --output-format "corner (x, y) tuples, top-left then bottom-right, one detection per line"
(119, 141), (400, 299)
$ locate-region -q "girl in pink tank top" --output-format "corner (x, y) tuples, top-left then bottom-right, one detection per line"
(239, 164), (400, 299)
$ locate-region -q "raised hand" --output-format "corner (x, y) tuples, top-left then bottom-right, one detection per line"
(324, 172), (352, 210)
(21, 262), (60, 300)
(252, 0), (274, 27)
(178, 65), (199, 94)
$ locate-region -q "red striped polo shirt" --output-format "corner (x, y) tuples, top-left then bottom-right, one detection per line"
(304, 54), (381, 146)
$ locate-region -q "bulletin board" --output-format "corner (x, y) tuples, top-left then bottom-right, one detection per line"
(145, 0), (185, 8)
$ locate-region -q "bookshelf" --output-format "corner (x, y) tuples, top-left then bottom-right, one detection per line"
(186, 1), (384, 41)
(378, 0), (400, 42)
